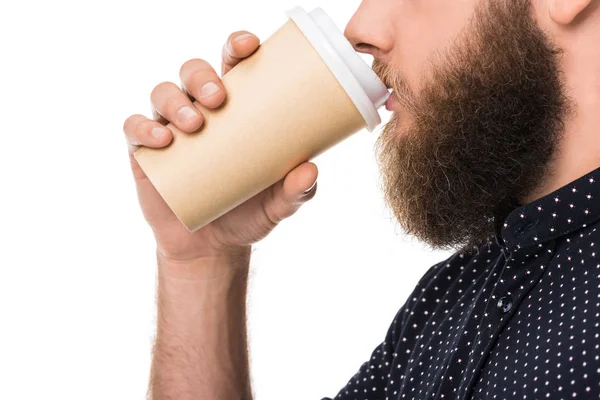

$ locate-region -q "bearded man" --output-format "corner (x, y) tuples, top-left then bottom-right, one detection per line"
(122, 0), (600, 398)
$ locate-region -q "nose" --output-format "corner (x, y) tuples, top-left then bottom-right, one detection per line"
(344, 1), (395, 58)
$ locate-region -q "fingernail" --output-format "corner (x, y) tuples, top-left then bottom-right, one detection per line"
(177, 105), (198, 122)
(199, 81), (220, 98)
(303, 180), (317, 194)
(234, 33), (254, 43)
(151, 127), (167, 139)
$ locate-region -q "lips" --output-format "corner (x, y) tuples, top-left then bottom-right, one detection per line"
(385, 90), (399, 111)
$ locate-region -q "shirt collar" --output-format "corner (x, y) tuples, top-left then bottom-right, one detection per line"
(496, 166), (600, 251)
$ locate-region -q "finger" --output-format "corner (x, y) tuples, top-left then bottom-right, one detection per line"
(179, 59), (226, 109)
(150, 81), (204, 133)
(123, 113), (173, 154)
(263, 162), (318, 225)
(221, 31), (260, 75)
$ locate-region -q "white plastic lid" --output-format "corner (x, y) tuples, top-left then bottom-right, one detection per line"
(285, 6), (391, 132)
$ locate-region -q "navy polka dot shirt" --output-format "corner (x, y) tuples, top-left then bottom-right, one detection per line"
(323, 167), (600, 400)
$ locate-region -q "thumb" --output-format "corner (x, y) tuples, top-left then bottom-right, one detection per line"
(262, 162), (318, 225)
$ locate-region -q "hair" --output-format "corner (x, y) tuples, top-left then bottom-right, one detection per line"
(373, 0), (572, 253)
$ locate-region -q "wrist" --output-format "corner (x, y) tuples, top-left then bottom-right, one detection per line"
(156, 246), (252, 281)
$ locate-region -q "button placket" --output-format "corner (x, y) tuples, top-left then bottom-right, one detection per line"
(456, 244), (554, 399)
(491, 243), (555, 319)
(430, 252), (511, 400)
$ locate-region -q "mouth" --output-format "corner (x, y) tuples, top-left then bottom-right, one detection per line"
(385, 89), (399, 112)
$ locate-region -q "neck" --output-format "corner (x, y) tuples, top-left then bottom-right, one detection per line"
(523, 21), (600, 204)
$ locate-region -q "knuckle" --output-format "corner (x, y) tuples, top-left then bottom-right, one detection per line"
(123, 114), (145, 136)
(154, 86), (184, 115)
(186, 71), (206, 91)
(151, 81), (176, 99)
(122, 114), (138, 134)
(163, 93), (186, 112)
(180, 58), (210, 76)
(139, 118), (155, 135)
(261, 196), (280, 228)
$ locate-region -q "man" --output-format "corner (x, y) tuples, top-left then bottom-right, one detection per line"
(122, 0), (600, 398)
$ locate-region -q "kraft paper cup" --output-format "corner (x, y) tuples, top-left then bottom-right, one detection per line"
(133, 6), (391, 232)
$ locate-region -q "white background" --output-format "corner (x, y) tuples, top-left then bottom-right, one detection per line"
(0, 0), (451, 398)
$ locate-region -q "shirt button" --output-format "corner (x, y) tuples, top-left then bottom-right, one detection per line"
(497, 295), (512, 314)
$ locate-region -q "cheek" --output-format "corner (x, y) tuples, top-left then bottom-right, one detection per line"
(391, 0), (478, 92)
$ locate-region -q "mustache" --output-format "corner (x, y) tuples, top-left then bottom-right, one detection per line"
(371, 58), (395, 89)
(372, 58), (417, 113)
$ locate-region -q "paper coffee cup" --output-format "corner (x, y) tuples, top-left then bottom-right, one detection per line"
(133, 6), (391, 232)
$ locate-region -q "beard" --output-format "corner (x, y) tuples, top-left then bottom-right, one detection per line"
(373, 0), (572, 253)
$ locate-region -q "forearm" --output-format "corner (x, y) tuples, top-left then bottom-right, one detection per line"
(149, 248), (253, 400)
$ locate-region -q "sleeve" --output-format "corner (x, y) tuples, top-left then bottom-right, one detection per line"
(320, 306), (405, 400)
(320, 260), (443, 400)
